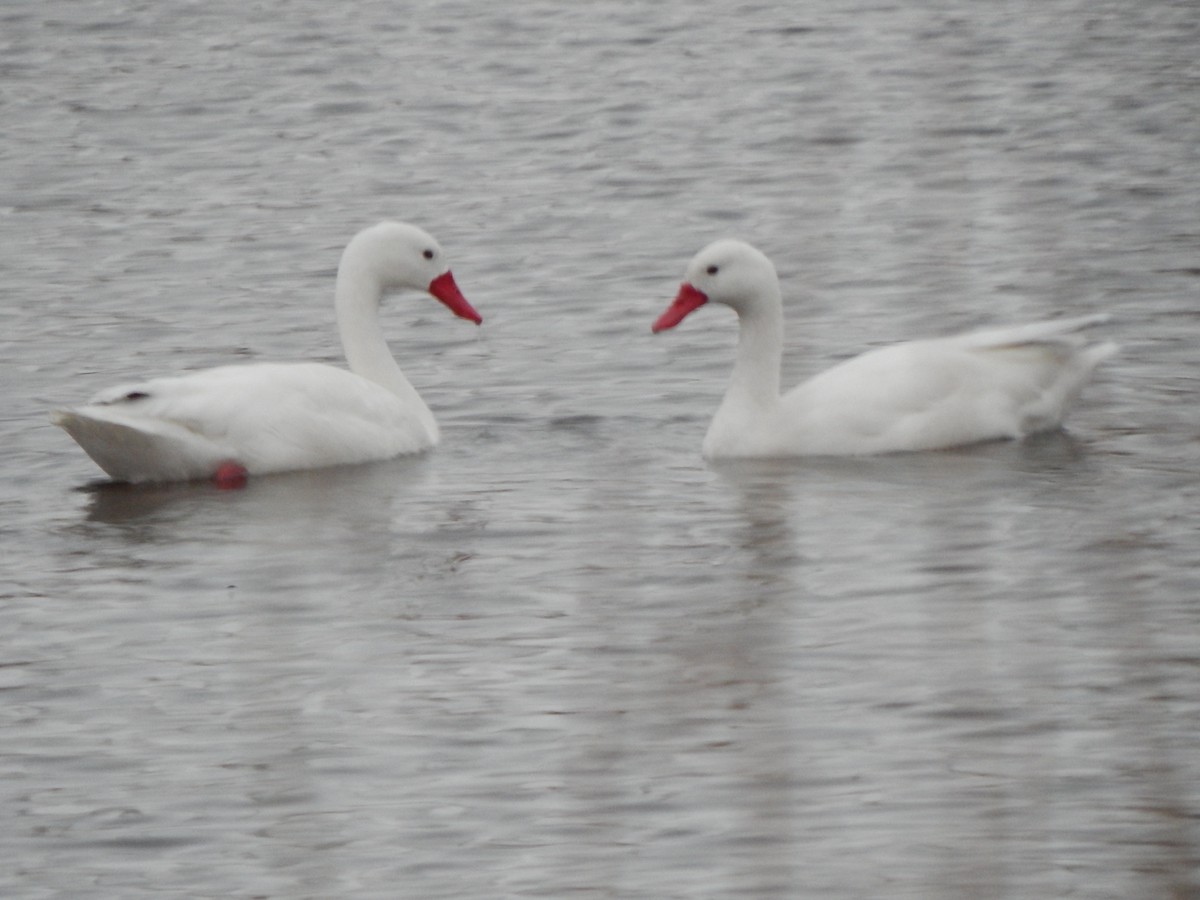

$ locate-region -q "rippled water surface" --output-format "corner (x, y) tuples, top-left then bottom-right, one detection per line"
(3, 1), (1199, 897)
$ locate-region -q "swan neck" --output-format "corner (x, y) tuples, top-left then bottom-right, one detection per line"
(728, 296), (784, 409)
(334, 262), (429, 414)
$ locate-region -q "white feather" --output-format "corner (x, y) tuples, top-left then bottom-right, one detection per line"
(654, 239), (1115, 457)
(52, 222), (481, 483)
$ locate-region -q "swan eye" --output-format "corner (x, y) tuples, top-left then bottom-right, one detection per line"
(423, 249), (435, 260)
(706, 265), (719, 276)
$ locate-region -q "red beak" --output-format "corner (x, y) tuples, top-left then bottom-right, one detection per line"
(652, 282), (708, 332)
(429, 270), (482, 324)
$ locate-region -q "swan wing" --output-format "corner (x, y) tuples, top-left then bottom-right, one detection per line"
(55, 363), (437, 482)
(774, 318), (1115, 454)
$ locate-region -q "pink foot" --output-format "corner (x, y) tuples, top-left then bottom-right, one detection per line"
(213, 461), (249, 490)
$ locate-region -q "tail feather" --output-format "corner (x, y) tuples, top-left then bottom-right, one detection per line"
(52, 408), (225, 483)
(962, 314), (1114, 351)
(1013, 335), (1117, 437)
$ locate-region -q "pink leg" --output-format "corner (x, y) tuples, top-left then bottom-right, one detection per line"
(213, 461), (249, 490)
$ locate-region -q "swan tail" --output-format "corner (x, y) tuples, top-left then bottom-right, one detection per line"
(962, 313), (1114, 351)
(52, 407), (228, 483)
(1011, 336), (1117, 437)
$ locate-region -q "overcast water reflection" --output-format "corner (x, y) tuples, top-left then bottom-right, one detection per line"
(2, 0), (1199, 897)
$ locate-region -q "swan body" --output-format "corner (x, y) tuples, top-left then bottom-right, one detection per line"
(653, 239), (1115, 458)
(53, 221), (481, 484)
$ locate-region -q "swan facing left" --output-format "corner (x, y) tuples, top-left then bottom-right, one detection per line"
(653, 238), (1115, 457)
(52, 221), (482, 486)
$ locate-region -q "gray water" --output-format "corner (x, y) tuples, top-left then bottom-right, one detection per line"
(2, 0), (1199, 897)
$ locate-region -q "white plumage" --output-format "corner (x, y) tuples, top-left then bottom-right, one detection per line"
(53, 221), (481, 484)
(653, 239), (1115, 457)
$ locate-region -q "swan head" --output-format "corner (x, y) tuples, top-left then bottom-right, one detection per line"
(342, 221), (482, 324)
(652, 239), (778, 332)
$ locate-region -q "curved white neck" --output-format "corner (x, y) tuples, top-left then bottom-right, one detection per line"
(334, 264), (434, 426)
(724, 291), (784, 413)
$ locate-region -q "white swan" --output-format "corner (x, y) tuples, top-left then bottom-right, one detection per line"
(653, 239), (1115, 457)
(53, 221), (481, 485)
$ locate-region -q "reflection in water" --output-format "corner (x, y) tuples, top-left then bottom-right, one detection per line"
(707, 437), (1199, 896)
(5, 0), (1199, 894)
(77, 478), (233, 525)
(25, 418), (1197, 894)
(541, 460), (807, 895)
(76, 456), (433, 524)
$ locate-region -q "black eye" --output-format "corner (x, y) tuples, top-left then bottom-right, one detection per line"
(706, 265), (719, 275)
(423, 249), (435, 260)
